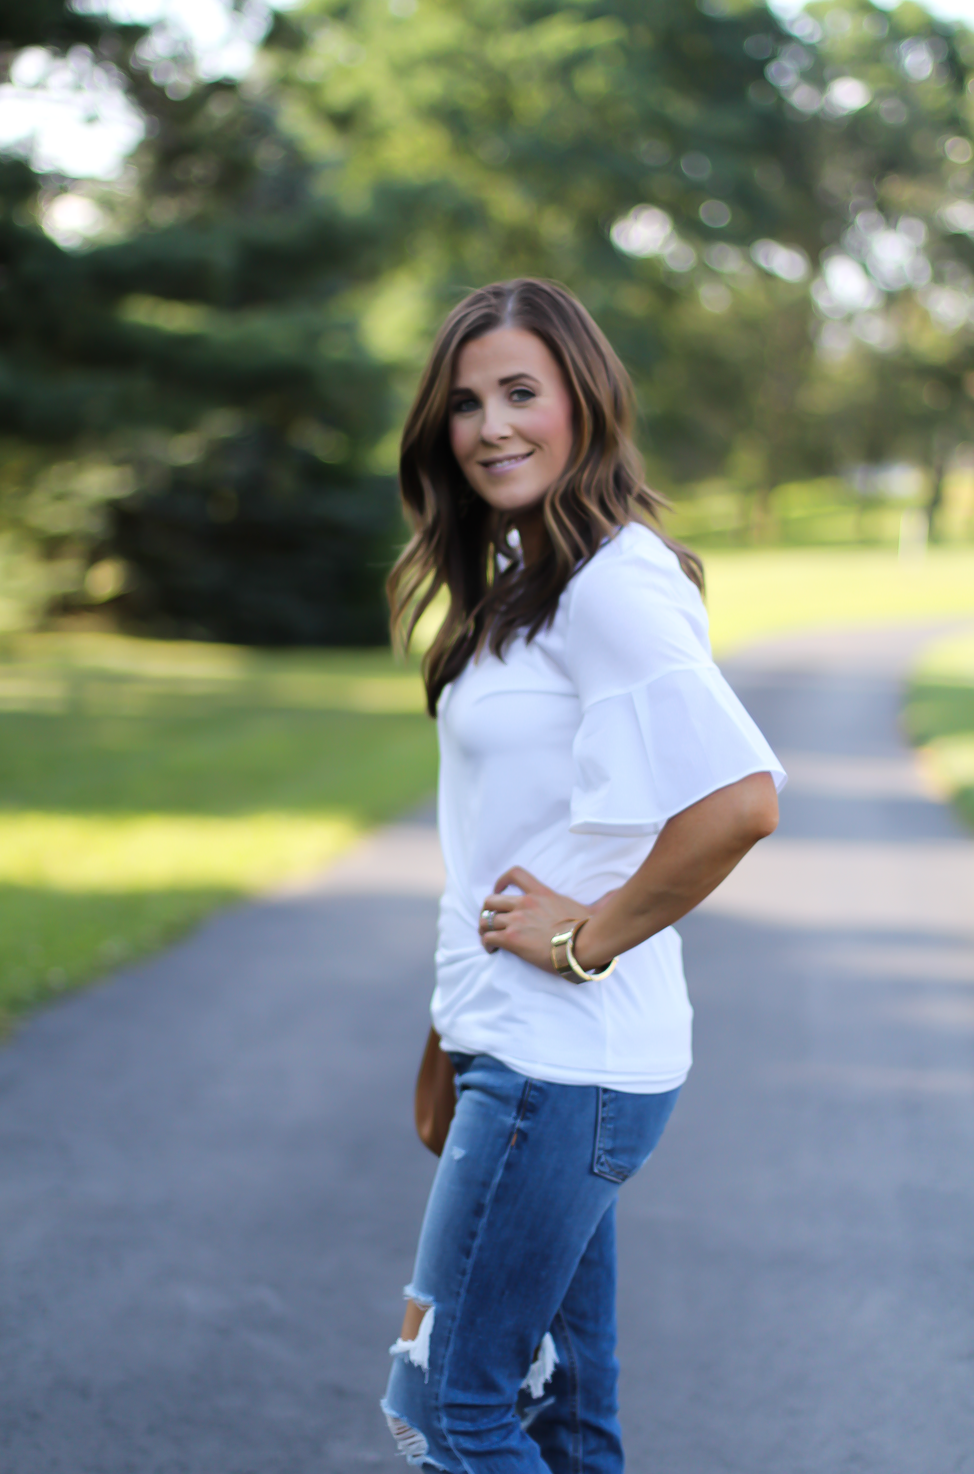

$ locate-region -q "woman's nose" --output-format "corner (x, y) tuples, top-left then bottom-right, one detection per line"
(480, 400), (512, 443)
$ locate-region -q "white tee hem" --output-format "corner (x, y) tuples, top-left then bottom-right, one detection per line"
(433, 1032), (691, 1094)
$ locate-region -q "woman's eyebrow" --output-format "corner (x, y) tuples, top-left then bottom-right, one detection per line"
(450, 372), (540, 396)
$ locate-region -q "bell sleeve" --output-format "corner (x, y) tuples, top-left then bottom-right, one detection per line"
(565, 535), (786, 837)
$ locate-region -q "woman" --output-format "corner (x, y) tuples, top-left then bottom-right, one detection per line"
(382, 279), (785, 1472)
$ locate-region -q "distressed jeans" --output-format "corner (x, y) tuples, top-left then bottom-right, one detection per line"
(382, 1052), (680, 1472)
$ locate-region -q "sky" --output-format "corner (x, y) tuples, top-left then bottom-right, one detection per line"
(3, 0), (974, 185)
(772, 0), (974, 20)
(0, 0), (297, 179)
(870, 0), (974, 18)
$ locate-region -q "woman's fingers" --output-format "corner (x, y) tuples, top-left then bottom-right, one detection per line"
(479, 911), (509, 952)
(478, 874), (595, 968)
(478, 895), (514, 944)
(480, 918), (520, 954)
(493, 865), (553, 896)
(479, 896), (514, 924)
(480, 893), (516, 914)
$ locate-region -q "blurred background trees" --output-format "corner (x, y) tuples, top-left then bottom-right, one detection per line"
(3, 0), (974, 643)
(0, 0), (409, 639)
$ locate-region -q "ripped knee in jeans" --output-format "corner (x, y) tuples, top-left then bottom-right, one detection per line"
(383, 1286), (448, 1466)
(381, 1399), (448, 1468)
(520, 1331), (558, 1400)
(389, 1283), (435, 1377)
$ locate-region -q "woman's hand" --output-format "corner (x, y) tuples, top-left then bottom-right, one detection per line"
(479, 868), (613, 974)
(478, 773), (779, 979)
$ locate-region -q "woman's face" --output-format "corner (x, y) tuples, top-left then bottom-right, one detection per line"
(449, 327), (574, 517)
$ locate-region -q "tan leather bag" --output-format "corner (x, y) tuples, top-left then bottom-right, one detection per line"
(414, 1027), (456, 1156)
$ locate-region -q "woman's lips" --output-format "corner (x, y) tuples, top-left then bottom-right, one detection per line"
(479, 451), (534, 475)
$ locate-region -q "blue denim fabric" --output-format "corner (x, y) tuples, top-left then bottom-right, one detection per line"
(383, 1053), (679, 1472)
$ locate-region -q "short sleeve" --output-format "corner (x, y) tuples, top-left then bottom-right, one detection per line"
(565, 528), (786, 836)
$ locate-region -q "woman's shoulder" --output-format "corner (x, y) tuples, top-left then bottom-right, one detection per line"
(556, 520), (711, 680)
(568, 521), (699, 611)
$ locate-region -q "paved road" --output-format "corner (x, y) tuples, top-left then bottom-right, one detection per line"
(2, 624), (973, 1473)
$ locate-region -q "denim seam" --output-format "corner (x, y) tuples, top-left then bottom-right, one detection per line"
(553, 1309), (584, 1474)
(434, 1077), (538, 1473)
(593, 1088), (628, 1184)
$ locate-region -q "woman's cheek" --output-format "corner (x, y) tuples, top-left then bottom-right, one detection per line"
(449, 420), (477, 476)
(530, 403), (572, 453)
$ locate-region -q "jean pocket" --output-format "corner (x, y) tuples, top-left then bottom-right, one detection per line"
(592, 1086), (680, 1184)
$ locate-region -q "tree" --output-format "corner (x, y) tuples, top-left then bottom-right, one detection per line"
(273, 0), (974, 532)
(784, 0), (974, 534)
(273, 0), (824, 473)
(0, 0), (416, 640)
(5, 0), (974, 642)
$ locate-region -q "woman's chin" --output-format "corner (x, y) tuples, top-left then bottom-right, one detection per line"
(474, 481), (549, 515)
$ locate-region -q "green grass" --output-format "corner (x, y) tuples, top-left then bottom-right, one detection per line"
(3, 545), (974, 1031)
(0, 634), (436, 1029)
(700, 545), (974, 655)
(904, 629), (974, 833)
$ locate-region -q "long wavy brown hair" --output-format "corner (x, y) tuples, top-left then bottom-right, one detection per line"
(387, 278), (703, 716)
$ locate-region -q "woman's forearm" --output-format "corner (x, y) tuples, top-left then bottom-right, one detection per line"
(573, 773), (779, 971)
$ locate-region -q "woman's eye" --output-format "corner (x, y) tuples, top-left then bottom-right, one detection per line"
(452, 397), (479, 414)
(510, 387), (535, 403)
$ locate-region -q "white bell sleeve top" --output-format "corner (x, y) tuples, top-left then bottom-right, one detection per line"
(431, 522), (786, 1092)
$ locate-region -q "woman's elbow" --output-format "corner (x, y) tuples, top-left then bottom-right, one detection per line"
(742, 772), (779, 841)
(728, 771), (779, 845)
(752, 795), (779, 841)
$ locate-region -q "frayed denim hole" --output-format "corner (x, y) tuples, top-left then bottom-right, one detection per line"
(380, 1398), (449, 1469)
(519, 1394), (556, 1432)
(389, 1288), (436, 1380)
(520, 1331), (559, 1399)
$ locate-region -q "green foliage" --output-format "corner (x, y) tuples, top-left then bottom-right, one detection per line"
(271, 0), (974, 500)
(0, 3), (410, 639)
(278, 0), (820, 476)
(666, 475), (920, 547)
(0, 187), (403, 438)
(4, 0), (974, 645)
(111, 424), (400, 644)
(0, 0), (113, 50)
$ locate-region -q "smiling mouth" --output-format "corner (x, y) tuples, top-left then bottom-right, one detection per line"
(479, 451), (534, 474)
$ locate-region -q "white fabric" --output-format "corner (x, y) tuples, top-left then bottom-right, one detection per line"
(432, 522), (786, 1092)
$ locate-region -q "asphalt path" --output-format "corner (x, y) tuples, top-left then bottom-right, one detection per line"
(2, 623), (973, 1473)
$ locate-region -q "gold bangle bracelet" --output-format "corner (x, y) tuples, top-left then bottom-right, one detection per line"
(550, 919), (619, 984)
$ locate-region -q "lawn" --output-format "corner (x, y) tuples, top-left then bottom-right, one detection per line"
(702, 545), (974, 654)
(0, 635), (436, 1030)
(903, 629), (974, 833)
(3, 544), (974, 1030)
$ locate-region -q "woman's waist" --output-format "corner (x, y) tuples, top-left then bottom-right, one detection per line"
(431, 945), (692, 1083)
(435, 909), (684, 978)
(438, 845), (654, 925)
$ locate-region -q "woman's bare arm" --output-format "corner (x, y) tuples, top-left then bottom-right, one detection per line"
(478, 772), (779, 974)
